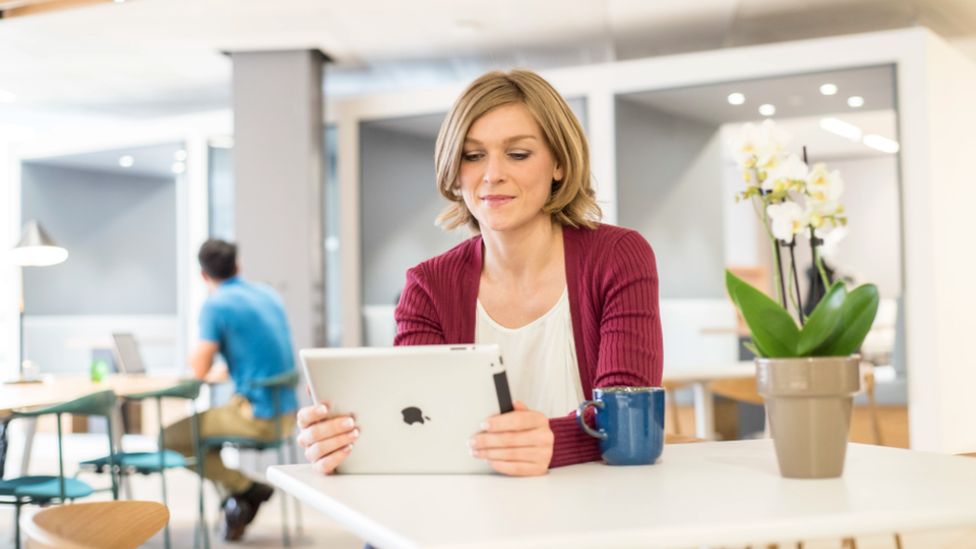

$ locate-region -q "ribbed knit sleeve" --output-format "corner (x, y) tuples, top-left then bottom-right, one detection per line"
(594, 230), (663, 387)
(548, 229), (663, 468)
(394, 265), (448, 346)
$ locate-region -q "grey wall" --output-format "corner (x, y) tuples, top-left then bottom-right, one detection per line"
(360, 120), (467, 306)
(615, 98), (726, 299)
(21, 163), (177, 315)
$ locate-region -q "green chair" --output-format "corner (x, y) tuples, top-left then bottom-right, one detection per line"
(80, 379), (209, 549)
(0, 389), (119, 549)
(202, 370), (301, 547)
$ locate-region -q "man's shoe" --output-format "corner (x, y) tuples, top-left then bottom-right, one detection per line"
(221, 495), (255, 542)
(221, 482), (275, 542)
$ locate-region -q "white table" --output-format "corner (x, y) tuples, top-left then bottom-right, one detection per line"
(663, 361), (755, 439)
(268, 440), (976, 549)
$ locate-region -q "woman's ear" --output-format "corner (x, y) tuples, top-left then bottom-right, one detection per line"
(553, 164), (564, 182)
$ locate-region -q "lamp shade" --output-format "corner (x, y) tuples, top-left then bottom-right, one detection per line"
(10, 220), (68, 267)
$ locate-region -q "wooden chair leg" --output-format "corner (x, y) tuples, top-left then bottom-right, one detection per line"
(669, 393), (682, 435)
(842, 537), (857, 549)
(894, 533), (903, 549)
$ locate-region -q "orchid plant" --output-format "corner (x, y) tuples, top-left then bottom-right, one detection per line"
(726, 120), (879, 359)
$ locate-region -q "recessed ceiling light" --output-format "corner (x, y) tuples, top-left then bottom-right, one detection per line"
(820, 83), (838, 96)
(819, 117), (862, 142)
(171, 162), (186, 174)
(863, 134), (900, 154)
(118, 155), (134, 168)
(727, 92), (745, 106)
(173, 150), (188, 161)
(0, 89), (16, 103)
(758, 104), (776, 116)
(847, 96), (865, 108)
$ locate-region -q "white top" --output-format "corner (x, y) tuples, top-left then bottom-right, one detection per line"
(475, 287), (583, 418)
(268, 440), (976, 549)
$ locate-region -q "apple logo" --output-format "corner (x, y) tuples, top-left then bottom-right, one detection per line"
(401, 406), (431, 425)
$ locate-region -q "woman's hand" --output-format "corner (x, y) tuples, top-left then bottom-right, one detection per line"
(469, 401), (554, 476)
(296, 401), (359, 475)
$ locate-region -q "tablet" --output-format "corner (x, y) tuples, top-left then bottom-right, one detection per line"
(300, 344), (512, 474)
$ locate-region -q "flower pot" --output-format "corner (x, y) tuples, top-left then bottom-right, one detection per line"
(756, 356), (860, 478)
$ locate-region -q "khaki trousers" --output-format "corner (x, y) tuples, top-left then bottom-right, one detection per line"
(163, 394), (295, 494)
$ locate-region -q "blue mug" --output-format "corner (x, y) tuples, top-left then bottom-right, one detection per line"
(576, 386), (665, 465)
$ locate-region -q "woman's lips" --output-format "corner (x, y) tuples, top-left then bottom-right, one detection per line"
(481, 195), (514, 208)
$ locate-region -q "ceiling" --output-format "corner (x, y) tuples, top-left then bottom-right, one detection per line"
(25, 141), (185, 178)
(0, 0), (975, 132)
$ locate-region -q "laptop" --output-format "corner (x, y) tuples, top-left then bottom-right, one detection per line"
(111, 332), (148, 375)
(300, 344), (512, 474)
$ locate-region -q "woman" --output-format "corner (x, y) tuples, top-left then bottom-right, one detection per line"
(297, 69), (663, 477)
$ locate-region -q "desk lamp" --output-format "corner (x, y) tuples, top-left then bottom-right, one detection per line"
(6, 220), (68, 384)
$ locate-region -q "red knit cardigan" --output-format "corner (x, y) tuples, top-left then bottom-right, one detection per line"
(394, 223), (663, 468)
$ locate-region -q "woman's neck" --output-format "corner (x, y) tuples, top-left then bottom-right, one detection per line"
(481, 216), (563, 285)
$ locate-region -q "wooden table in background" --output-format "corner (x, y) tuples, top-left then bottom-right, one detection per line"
(0, 374), (187, 478)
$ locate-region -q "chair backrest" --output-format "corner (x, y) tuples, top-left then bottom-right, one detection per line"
(125, 379), (203, 401)
(707, 377), (764, 406)
(13, 390), (117, 419)
(21, 501), (168, 549)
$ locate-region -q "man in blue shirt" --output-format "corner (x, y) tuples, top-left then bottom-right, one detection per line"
(163, 239), (298, 541)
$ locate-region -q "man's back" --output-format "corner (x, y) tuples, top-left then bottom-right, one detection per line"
(200, 276), (298, 418)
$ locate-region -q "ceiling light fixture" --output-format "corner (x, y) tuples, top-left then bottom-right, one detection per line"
(820, 83), (838, 96)
(758, 104), (776, 116)
(118, 155), (134, 168)
(819, 117), (862, 142)
(847, 96), (865, 108)
(863, 134), (900, 154)
(0, 89), (16, 103)
(171, 162), (186, 174)
(173, 150), (187, 162)
(727, 92), (745, 105)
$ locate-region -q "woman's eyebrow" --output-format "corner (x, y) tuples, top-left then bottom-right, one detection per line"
(464, 135), (539, 145)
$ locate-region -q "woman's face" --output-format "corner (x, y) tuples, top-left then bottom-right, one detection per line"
(458, 102), (563, 234)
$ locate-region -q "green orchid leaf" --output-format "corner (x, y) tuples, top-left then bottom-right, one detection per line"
(742, 340), (761, 358)
(817, 284), (880, 356)
(796, 281), (847, 356)
(725, 270), (799, 358)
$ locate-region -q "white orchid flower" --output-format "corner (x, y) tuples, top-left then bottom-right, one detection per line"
(767, 200), (807, 241)
(806, 163), (844, 203)
(730, 119), (791, 171)
(804, 200), (842, 229)
(762, 153), (809, 194)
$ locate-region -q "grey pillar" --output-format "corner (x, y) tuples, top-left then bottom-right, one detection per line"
(230, 49), (328, 351)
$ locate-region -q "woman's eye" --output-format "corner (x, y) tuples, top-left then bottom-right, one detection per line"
(462, 152), (484, 162)
(508, 152), (530, 160)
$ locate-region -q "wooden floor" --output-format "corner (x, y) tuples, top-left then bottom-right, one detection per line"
(667, 404), (910, 448)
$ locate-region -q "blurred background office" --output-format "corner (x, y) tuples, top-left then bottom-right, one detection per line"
(2, 0), (976, 546)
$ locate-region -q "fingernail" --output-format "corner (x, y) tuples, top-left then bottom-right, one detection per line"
(467, 439), (475, 449)
(471, 450), (482, 458)
(351, 428), (360, 439)
(318, 404), (328, 414)
(480, 422), (489, 431)
(345, 444), (354, 452)
(343, 417), (355, 429)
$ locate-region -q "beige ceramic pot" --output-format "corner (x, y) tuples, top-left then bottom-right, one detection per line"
(756, 356), (860, 478)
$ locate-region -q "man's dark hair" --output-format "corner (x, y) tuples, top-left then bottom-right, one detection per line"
(198, 239), (238, 280)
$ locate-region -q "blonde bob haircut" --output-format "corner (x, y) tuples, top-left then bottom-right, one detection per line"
(434, 69), (601, 232)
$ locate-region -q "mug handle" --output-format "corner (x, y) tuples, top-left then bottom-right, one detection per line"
(576, 400), (607, 440)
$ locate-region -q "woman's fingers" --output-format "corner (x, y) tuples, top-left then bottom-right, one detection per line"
(312, 444), (354, 475)
(470, 428), (553, 451)
(296, 402), (330, 429)
(471, 446), (546, 463)
(297, 415), (356, 448)
(303, 427), (360, 463)
(487, 459), (547, 477)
